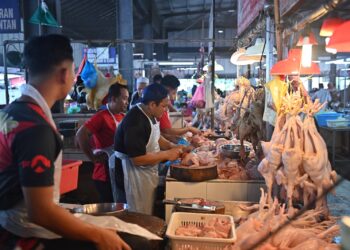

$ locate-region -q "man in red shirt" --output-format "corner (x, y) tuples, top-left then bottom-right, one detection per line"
(76, 83), (129, 202)
(159, 75), (200, 142)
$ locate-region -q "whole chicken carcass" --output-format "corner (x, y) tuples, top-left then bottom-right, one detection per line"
(259, 126), (287, 205)
(181, 152), (200, 166)
(280, 116), (307, 214)
(302, 116), (336, 214)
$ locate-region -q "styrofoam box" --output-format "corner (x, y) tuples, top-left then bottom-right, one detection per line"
(327, 119), (350, 128)
(166, 212), (236, 250)
(165, 178), (265, 222)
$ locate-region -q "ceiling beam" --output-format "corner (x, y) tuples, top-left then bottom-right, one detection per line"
(168, 46), (234, 53)
(162, 7), (235, 18)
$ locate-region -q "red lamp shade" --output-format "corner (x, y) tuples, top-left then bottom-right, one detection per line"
(296, 32), (318, 46)
(327, 21), (350, 52)
(270, 49), (320, 75)
(320, 17), (345, 37)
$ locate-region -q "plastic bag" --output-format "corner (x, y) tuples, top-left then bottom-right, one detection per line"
(81, 61), (97, 89)
(190, 84), (205, 108)
(265, 76), (288, 113)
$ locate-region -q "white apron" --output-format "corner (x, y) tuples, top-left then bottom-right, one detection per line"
(0, 84), (62, 239)
(92, 103), (120, 202)
(115, 104), (160, 215)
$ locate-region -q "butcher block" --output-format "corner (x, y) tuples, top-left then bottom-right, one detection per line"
(170, 164), (218, 182)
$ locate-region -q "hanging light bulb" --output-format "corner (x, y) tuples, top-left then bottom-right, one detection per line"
(297, 30), (317, 68)
(301, 43), (312, 67)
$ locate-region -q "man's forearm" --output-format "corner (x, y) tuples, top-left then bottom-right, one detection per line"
(76, 127), (95, 162)
(131, 151), (168, 166)
(24, 188), (103, 244)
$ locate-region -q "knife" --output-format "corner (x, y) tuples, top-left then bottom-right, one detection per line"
(163, 199), (216, 212)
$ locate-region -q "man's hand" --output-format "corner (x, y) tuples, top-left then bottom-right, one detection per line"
(166, 147), (183, 161)
(93, 151), (108, 164)
(187, 126), (201, 135)
(95, 229), (131, 250)
(178, 145), (194, 153)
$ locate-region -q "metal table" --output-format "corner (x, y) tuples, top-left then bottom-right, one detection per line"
(319, 126), (350, 167)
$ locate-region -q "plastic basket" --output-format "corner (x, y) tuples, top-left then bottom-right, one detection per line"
(60, 160), (82, 195)
(166, 212), (236, 250)
(315, 112), (341, 127)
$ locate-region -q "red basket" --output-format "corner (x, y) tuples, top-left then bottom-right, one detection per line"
(60, 160), (82, 195)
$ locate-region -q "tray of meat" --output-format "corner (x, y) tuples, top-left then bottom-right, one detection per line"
(166, 212), (236, 250)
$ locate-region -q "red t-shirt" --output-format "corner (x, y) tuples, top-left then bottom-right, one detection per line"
(85, 110), (125, 181)
(159, 111), (172, 130)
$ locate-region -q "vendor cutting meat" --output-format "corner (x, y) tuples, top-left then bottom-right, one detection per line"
(114, 83), (186, 215)
(76, 83), (128, 203)
(0, 34), (154, 250)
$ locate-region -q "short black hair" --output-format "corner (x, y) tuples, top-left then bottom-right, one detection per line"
(319, 83), (324, 89)
(142, 83), (168, 105)
(23, 34), (73, 78)
(161, 75), (180, 90)
(153, 74), (163, 83)
(108, 83), (128, 101)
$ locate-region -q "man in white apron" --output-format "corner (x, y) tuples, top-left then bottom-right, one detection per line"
(0, 34), (149, 250)
(115, 84), (185, 215)
(76, 83), (129, 203)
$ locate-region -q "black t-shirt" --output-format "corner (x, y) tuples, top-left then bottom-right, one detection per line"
(114, 106), (154, 158)
(0, 101), (62, 210)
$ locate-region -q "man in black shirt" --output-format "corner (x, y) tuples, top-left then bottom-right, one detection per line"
(115, 84), (185, 215)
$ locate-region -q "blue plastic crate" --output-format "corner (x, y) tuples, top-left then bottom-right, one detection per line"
(315, 112), (341, 127)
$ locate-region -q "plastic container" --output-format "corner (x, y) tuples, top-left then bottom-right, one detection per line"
(315, 112), (341, 127)
(166, 212), (236, 250)
(60, 160), (82, 195)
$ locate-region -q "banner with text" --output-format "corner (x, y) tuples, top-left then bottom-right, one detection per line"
(237, 0), (264, 36)
(0, 0), (20, 33)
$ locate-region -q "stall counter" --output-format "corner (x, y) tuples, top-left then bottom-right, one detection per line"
(165, 177), (265, 223)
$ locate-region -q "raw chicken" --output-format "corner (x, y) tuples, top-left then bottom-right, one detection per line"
(181, 152), (200, 166)
(175, 217), (232, 239)
(230, 189), (339, 250)
(302, 100), (337, 214)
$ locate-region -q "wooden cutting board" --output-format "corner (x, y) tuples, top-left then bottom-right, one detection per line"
(170, 164), (218, 182)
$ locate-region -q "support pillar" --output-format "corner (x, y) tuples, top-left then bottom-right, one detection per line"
(330, 54), (337, 87)
(117, 0), (134, 92)
(143, 23), (154, 60)
(155, 28), (168, 61)
(23, 0), (41, 38)
(143, 23), (153, 80)
(265, 15), (275, 82)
